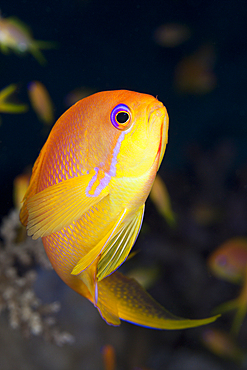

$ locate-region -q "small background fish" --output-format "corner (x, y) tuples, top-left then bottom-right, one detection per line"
(0, 15), (56, 64)
(208, 238), (247, 337)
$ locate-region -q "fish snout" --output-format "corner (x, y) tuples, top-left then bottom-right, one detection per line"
(147, 102), (169, 169)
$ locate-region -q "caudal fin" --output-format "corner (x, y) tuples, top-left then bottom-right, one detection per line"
(96, 271), (220, 329)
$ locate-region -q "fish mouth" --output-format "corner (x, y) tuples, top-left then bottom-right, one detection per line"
(148, 103), (169, 169)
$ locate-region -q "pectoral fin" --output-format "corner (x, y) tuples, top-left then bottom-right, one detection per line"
(71, 208), (128, 275)
(71, 206), (144, 279)
(97, 271), (220, 329)
(97, 205), (144, 281)
(26, 170), (109, 239)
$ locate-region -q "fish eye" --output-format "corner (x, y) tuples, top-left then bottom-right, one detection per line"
(110, 104), (131, 130)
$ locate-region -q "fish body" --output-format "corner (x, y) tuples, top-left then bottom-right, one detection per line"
(20, 90), (219, 329)
(0, 16), (54, 64)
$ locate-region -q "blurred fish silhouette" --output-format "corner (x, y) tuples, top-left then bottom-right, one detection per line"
(102, 345), (116, 370)
(101, 344), (153, 370)
(28, 81), (54, 125)
(13, 171), (31, 211)
(208, 237), (247, 284)
(13, 170), (31, 242)
(202, 328), (245, 363)
(0, 84), (28, 114)
(174, 44), (217, 94)
(191, 202), (221, 226)
(208, 237), (247, 336)
(20, 90), (219, 329)
(0, 14), (55, 64)
(150, 174), (176, 226)
(154, 23), (191, 48)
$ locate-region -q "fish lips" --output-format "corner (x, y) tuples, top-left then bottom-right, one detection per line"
(148, 103), (169, 169)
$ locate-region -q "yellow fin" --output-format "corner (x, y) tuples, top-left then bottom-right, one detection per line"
(97, 279), (120, 326)
(0, 102), (28, 113)
(0, 84), (17, 101)
(0, 84), (28, 113)
(150, 174), (176, 227)
(212, 298), (239, 316)
(97, 271), (220, 329)
(97, 205), (145, 281)
(213, 297), (247, 337)
(26, 171), (109, 239)
(79, 256), (100, 305)
(231, 301), (247, 337)
(71, 208), (128, 275)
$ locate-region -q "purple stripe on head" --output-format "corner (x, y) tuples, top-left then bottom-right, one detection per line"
(86, 131), (126, 196)
(109, 131), (125, 177)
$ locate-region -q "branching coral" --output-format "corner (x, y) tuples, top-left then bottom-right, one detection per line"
(0, 209), (74, 346)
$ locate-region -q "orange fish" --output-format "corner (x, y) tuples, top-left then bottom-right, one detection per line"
(28, 81), (54, 125)
(208, 237), (247, 284)
(102, 345), (116, 370)
(20, 90), (219, 329)
(209, 237), (247, 336)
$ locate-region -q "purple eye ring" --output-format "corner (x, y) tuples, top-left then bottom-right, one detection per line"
(110, 104), (131, 130)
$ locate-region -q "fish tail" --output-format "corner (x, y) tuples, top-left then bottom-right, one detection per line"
(96, 271), (219, 329)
